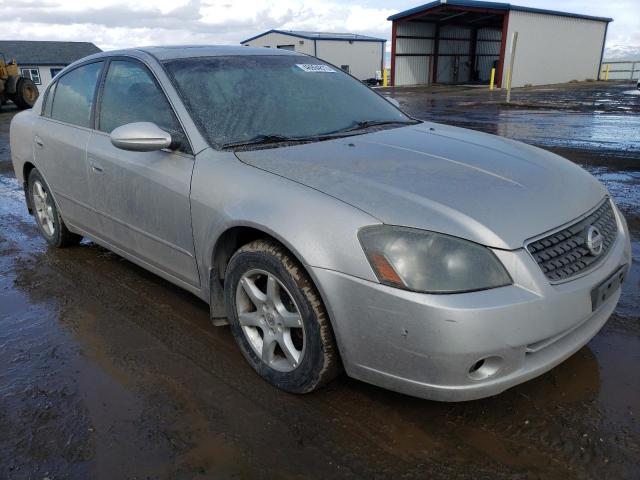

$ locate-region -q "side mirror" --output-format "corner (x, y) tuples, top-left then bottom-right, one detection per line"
(387, 97), (401, 108)
(110, 122), (173, 152)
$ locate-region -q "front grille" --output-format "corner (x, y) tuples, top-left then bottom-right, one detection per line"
(527, 199), (618, 282)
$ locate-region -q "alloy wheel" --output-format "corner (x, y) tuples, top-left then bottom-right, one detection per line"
(32, 180), (55, 236)
(235, 269), (306, 372)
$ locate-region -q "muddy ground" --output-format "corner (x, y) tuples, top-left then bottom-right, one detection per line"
(1, 81), (639, 480)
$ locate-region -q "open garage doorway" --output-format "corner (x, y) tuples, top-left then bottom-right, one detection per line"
(389, 2), (507, 87)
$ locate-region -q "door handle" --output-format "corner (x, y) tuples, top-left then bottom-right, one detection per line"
(34, 136), (44, 149)
(89, 159), (104, 174)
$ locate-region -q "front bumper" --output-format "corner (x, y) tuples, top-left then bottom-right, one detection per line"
(310, 205), (632, 402)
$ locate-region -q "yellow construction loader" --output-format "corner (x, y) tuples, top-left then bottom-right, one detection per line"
(0, 53), (39, 111)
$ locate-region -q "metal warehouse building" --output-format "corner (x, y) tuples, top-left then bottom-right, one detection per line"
(388, 0), (612, 87)
(241, 30), (386, 81)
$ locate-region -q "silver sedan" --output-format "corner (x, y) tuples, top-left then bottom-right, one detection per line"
(10, 46), (631, 401)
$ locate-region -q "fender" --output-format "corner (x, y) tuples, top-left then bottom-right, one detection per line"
(189, 150), (382, 323)
(207, 219), (321, 325)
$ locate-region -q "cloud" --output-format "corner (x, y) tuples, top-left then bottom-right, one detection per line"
(1, 0), (636, 58)
(1, 0), (395, 51)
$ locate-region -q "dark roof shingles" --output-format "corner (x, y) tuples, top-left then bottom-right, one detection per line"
(0, 40), (102, 65)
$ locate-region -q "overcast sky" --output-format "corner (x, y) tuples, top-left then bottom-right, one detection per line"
(1, 0), (638, 58)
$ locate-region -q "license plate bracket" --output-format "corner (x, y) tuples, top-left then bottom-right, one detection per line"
(591, 265), (627, 311)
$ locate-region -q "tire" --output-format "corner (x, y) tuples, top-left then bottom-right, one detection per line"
(13, 77), (39, 109)
(28, 169), (82, 248)
(224, 239), (341, 393)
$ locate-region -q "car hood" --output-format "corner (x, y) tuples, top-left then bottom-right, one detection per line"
(235, 122), (606, 249)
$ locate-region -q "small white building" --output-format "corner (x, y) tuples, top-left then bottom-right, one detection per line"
(0, 40), (102, 93)
(241, 30), (386, 81)
(388, 0), (612, 87)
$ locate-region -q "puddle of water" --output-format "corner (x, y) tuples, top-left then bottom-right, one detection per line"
(390, 82), (640, 156)
(586, 168), (640, 213)
(494, 111), (640, 153)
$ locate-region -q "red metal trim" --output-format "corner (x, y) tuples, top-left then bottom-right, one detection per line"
(496, 11), (509, 88)
(390, 21), (397, 86)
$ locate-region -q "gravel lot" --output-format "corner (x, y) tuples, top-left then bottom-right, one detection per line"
(1, 81), (638, 479)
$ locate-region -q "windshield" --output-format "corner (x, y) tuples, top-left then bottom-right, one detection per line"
(163, 55), (414, 149)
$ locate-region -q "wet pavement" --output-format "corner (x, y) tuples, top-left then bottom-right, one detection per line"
(382, 81), (640, 162)
(1, 81), (639, 480)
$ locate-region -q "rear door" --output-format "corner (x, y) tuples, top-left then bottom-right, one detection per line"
(86, 58), (199, 287)
(35, 61), (104, 232)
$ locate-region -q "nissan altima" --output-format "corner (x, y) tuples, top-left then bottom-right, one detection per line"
(10, 46), (631, 401)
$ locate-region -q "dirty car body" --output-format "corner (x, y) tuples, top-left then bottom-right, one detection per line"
(10, 46), (632, 401)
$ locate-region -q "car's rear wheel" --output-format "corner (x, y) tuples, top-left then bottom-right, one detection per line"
(28, 169), (82, 247)
(224, 239), (340, 393)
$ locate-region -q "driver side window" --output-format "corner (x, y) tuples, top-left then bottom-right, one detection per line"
(98, 60), (190, 153)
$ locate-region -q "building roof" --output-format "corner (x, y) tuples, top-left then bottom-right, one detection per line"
(0, 40), (102, 66)
(241, 30), (386, 44)
(387, 0), (613, 23)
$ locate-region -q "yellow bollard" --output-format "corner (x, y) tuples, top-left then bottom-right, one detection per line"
(605, 64), (610, 81)
(383, 68), (389, 87)
(489, 68), (495, 90)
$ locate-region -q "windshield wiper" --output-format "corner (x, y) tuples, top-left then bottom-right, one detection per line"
(323, 120), (416, 136)
(221, 120), (418, 150)
(221, 134), (312, 150)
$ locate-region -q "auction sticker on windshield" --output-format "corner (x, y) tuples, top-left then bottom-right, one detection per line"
(296, 64), (336, 73)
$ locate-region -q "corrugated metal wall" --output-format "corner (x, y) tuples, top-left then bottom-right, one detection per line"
(436, 25), (471, 83)
(396, 56), (431, 85)
(394, 21), (434, 86)
(316, 40), (384, 80)
(504, 11), (607, 87)
(476, 28), (501, 82)
(394, 21), (502, 85)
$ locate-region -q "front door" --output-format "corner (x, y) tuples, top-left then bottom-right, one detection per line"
(86, 59), (199, 287)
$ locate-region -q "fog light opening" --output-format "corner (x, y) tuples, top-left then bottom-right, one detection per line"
(468, 356), (503, 380)
(470, 359), (485, 373)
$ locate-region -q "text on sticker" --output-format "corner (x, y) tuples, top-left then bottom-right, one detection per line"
(296, 64), (336, 73)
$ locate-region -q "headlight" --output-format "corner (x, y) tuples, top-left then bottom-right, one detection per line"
(358, 226), (512, 293)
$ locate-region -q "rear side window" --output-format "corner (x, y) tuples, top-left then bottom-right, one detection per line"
(98, 60), (181, 135)
(50, 62), (103, 128)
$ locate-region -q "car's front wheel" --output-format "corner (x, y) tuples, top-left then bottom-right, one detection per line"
(28, 168), (82, 247)
(224, 239), (340, 393)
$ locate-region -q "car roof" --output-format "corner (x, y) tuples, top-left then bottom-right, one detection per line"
(87, 45), (302, 62)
